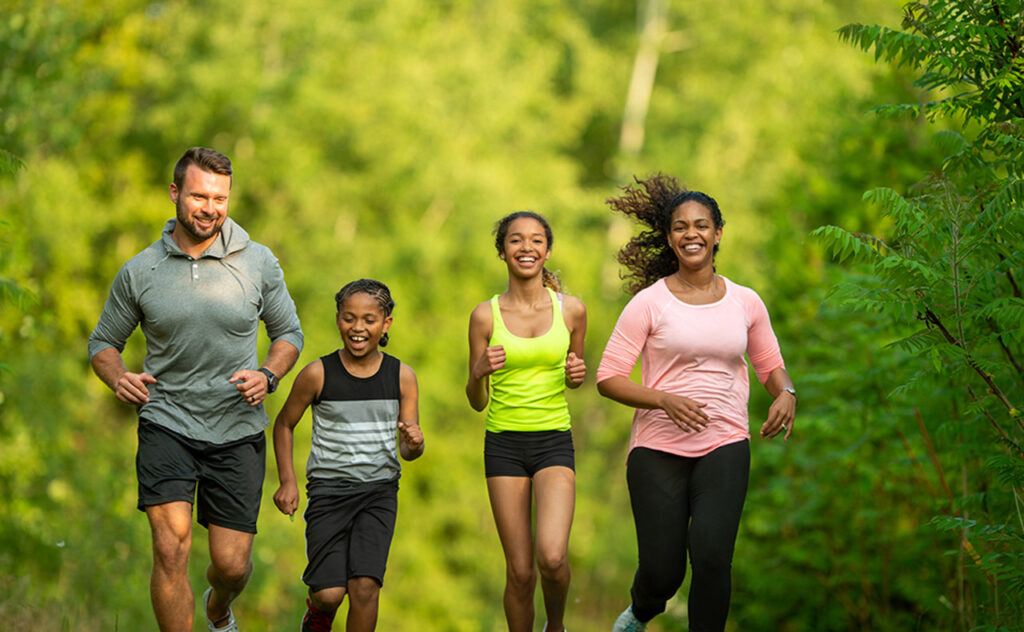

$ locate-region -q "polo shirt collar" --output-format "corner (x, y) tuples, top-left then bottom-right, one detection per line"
(160, 217), (250, 259)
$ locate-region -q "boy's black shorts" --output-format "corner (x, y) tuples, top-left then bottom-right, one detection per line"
(136, 419), (265, 533)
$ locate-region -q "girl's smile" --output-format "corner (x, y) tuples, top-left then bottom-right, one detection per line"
(337, 292), (392, 359)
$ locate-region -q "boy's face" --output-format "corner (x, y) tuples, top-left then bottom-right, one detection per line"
(336, 292), (392, 358)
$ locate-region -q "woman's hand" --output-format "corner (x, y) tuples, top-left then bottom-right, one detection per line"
(760, 391), (795, 440)
(659, 392), (710, 433)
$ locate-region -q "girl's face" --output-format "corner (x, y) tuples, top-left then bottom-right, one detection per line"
(336, 292), (392, 358)
(499, 217), (550, 277)
(667, 201), (722, 270)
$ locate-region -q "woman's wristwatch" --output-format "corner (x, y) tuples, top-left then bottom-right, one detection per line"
(781, 386), (797, 399)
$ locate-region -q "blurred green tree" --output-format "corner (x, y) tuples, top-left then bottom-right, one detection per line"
(815, 0), (1024, 627)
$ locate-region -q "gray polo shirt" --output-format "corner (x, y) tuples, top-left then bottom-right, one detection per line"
(89, 218), (304, 444)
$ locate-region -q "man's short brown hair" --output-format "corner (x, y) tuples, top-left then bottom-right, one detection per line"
(173, 147), (233, 190)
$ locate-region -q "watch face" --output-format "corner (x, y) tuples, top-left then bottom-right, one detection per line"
(261, 368), (278, 392)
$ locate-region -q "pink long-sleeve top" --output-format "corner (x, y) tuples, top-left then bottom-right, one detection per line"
(596, 276), (785, 458)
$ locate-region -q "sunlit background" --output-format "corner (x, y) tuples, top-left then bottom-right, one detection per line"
(3, 1), (1019, 630)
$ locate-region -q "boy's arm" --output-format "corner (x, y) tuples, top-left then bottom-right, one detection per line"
(272, 360), (323, 516)
(397, 362), (424, 461)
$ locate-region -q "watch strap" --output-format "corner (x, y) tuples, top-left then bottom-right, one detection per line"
(258, 367), (279, 393)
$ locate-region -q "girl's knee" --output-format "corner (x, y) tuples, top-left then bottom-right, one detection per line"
(504, 562), (537, 598)
(346, 576), (381, 607)
(536, 549), (568, 578)
(310, 586), (347, 613)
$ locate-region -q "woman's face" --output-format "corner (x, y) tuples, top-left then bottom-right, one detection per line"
(667, 201), (722, 270)
(500, 217), (551, 277)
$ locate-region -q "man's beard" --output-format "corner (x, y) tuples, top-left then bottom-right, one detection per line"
(176, 199), (224, 242)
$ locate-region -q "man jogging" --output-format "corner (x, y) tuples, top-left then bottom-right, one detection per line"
(89, 147), (303, 631)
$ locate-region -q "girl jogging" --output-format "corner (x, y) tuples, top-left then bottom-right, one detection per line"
(466, 211), (587, 632)
(273, 279), (424, 632)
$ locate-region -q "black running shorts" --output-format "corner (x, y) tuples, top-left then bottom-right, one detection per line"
(136, 419), (265, 533)
(484, 429), (575, 478)
(302, 479), (399, 592)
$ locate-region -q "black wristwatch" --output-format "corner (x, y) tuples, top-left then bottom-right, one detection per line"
(259, 367), (279, 393)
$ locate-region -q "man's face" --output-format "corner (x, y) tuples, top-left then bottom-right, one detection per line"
(169, 164), (231, 244)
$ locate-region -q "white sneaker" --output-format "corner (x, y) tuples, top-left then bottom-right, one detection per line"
(203, 587), (239, 632)
(612, 605), (646, 632)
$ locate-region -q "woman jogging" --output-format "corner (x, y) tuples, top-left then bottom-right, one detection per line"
(596, 176), (796, 632)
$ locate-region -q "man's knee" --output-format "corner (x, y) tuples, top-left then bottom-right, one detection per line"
(209, 553), (253, 585)
(148, 507), (193, 571)
(208, 525), (255, 585)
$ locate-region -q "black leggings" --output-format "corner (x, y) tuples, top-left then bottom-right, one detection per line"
(626, 441), (750, 631)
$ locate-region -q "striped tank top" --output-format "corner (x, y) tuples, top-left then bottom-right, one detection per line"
(485, 287), (572, 432)
(307, 351), (401, 483)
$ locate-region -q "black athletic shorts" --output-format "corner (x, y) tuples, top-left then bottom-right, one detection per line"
(484, 429), (575, 478)
(136, 419), (265, 533)
(302, 479), (399, 592)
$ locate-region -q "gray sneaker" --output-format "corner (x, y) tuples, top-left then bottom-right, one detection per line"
(612, 605), (646, 632)
(203, 587), (239, 632)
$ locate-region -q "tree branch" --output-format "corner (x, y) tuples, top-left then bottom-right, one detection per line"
(987, 317), (1023, 376)
(922, 308), (1018, 416)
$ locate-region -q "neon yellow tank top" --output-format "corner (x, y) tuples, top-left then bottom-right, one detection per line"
(485, 288), (572, 432)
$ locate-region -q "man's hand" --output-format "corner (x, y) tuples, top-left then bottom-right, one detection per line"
(230, 369), (267, 406)
(115, 372), (158, 405)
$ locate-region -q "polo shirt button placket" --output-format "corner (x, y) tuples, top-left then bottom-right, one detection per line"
(192, 261), (198, 281)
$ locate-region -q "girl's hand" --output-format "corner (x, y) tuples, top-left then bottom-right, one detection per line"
(398, 420), (424, 452)
(760, 391), (795, 440)
(659, 393), (710, 433)
(472, 345), (506, 379)
(565, 352), (586, 387)
(273, 482), (299, 516)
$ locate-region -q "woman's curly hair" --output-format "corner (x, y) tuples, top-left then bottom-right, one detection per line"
(607, 174), (725, 295)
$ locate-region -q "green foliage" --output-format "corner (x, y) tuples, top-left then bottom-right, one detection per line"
(2, 0), (992, 630)
(819, 1), (1024, 628)
(839, 0), (1024, 124)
